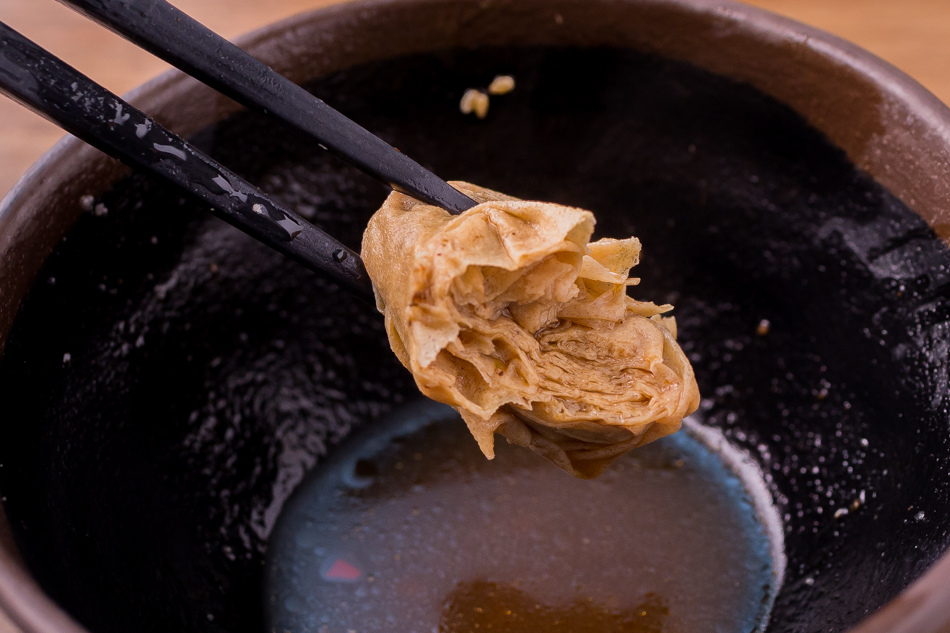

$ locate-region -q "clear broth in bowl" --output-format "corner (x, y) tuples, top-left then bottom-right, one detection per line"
(266, 399), (781, 632)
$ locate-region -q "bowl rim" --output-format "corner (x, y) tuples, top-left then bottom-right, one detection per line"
(1, 0), (949, 632)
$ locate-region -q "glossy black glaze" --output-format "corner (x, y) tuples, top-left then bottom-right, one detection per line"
(0, 47), (949, 633)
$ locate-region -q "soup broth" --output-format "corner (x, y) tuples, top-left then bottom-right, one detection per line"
(266, 400), (781, 632)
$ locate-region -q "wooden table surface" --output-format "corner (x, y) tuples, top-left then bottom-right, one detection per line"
(0, 0), (949, 630)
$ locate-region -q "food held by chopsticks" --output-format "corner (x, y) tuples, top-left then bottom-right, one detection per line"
(362, 182), (700, 478)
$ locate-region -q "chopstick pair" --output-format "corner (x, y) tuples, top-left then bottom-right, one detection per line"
(0, 0), (478, 296)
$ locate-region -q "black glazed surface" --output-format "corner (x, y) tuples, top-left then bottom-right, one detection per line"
(1, 47), (949, 633)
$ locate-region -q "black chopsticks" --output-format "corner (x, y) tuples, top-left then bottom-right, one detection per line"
(0, 20), (374, 296)
(0, 0), (482, 297)
(57, 0), (478, 215)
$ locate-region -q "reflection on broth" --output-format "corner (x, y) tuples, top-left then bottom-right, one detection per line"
(266, 400), (782, 633)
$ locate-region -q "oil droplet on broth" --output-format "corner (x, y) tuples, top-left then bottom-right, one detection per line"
(265, 400), (782, 633)
(441, 582), (668, 633)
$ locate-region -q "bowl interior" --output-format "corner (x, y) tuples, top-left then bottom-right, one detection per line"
(1, 43), (950, 633)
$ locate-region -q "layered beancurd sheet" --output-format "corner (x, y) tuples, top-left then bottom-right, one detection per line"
(362, 182), (700, 477)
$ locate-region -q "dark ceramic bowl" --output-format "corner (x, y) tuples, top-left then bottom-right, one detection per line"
(1, 1), (949, 632)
